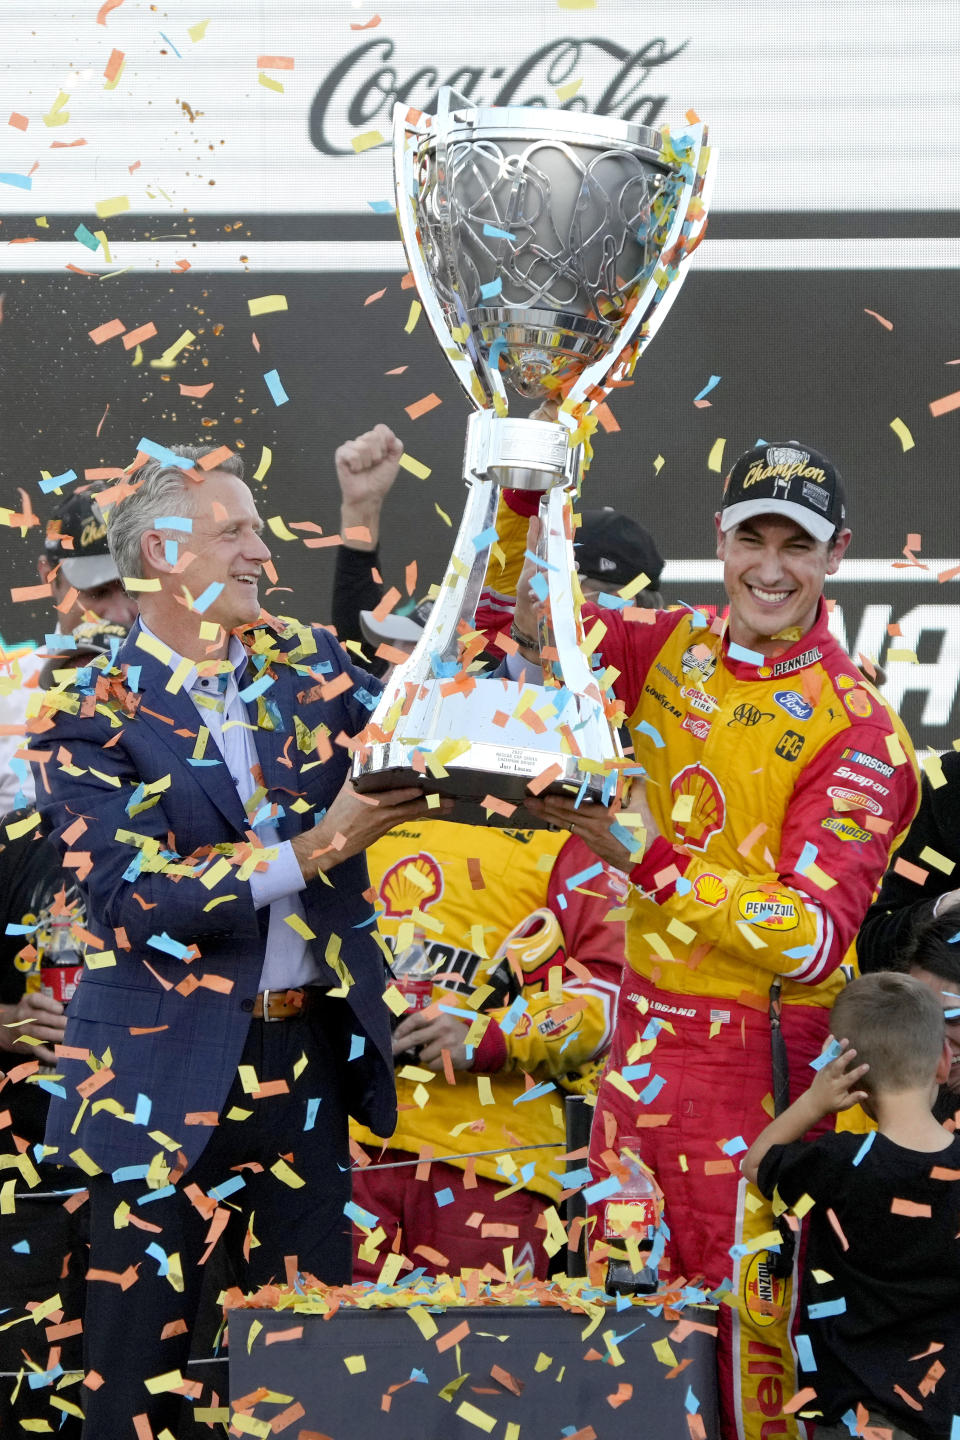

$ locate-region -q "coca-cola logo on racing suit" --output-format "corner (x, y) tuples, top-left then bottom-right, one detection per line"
(309, 35), (689, 155)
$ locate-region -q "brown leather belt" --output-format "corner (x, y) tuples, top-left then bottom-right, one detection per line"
(250, 987), (311, 1021)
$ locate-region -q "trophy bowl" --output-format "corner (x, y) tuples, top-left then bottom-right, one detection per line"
(352, 90), (712, 826)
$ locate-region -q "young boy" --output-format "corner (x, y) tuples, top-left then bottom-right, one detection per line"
(741, 972), (960, 1440)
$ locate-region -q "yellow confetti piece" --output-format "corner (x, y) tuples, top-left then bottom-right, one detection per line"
(666, 917), (697, 945)
(653, 454), (665, 473)
(534, 1353), (553, 1373)
(6, 810), (41, 840)
(84, 950), (117, 970)
(924, 753), (947, 789)
(379, 1252), (404, 1288)
(95, 194), (130, 219)
(258, 72), (284, 92)
(267, 515), (298, 541)
(404, 299), (422, 333)
(68, 1148), (103, 1176)
(383, 983), (412, 1017)
(253, 444), (272, 481)
(188, 17), (209, 40)
(456, 1401), (497, 1432)
(707, 437), (726, 472)
(605, 1070), (640, 1103)
(144, 1369), (186, 1395)
(157, 328), (195, 364)
(0, 1178), (16, 1215)
(886, 648), (918, 663)
(248, 294), (288, 316)
(476, 1075), (494, 1106)
(407, 1306), (438, 1340)
(919, 846), (955, 874)
(811, 1268), (833, 1284)
(164, 656), (194, 695)
(889, 417), (915, 452)
(670, 793), (695, 824)
(652, 1336), (678, 1367)
(270, 1157), (305, 1188)
(554, 78), (583, 102)
(136, 630), (173, 663)
(803, 861), (837, 891)
(344, 1354), (367, 1374)
(351, 129), (386, 153)
(397, 451), (431, 480)
(434, 503), (452, 526)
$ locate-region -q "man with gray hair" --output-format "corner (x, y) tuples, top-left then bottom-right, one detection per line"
(31, 444), (445, 1438)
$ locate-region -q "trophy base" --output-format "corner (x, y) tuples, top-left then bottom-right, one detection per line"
(353, 739), (608, 830)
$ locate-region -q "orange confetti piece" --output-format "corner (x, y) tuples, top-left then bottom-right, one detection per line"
(8, 112), (28, 131)
(364, 288), (387, 306)
(481, 794), (517, 817)
(11, 582), (53, 602)
(891, 1197), (932, 1218)
(96, 0), (124, 24)
(179, 382), (214, 397)
(89, 317), (126, 344)
(436, 1318), (471, 1352)
(350, 13), (382, 28)
(257, 54), (295, 68)
(892, 856), (928, 885)
(196, 444), (234, 470)
(122, 322), (157, 350)
(404, 392), (443, 420)
(930, 390), (960, 418)
(864, 309), (893, 330)
(104, 48), (124, 82)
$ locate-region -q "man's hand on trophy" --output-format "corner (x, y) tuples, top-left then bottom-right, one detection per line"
(390, 1009), (474, 1071)
(525, 779), (660, 873)
(335, 423), (404, 552)
(291, 777), (453, 882)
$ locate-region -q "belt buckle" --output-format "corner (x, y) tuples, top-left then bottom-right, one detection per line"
(261, 988), (274, 1023)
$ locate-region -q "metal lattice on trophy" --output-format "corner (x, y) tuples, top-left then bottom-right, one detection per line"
(352, 88), (713, 823)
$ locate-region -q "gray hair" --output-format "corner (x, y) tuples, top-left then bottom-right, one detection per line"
(107, 445), (245, 581)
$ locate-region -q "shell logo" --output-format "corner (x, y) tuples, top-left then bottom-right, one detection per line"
(670, 765), (726, 852)
(378, 852), (443, 917)
(693, 873), (728, 907)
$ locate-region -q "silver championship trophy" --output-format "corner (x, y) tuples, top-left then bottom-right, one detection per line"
(353, 88), (712, 822)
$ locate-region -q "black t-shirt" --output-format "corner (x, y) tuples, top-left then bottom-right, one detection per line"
(758, 1130), (960, 1438)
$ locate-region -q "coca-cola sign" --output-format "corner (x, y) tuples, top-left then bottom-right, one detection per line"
(309, 36), (688, 156)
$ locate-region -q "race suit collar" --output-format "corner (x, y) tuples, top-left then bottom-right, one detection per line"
(718, 596), (831, 682)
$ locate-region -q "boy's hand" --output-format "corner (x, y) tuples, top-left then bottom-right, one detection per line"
(809, 1035), (870, 1117)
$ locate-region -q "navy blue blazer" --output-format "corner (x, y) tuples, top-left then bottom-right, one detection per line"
(32, 617), (397, 1175)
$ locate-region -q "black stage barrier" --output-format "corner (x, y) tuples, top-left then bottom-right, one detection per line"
(227, 1302), (718, 1438)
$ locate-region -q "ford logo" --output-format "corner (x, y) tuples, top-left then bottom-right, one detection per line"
(774, 690), (813, 721)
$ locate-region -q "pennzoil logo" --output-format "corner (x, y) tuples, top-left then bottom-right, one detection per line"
(743, 1253), (789, 1328)
(378, 852), (443, 917)
(738, 890), (798, 930)
(670, 765), (726, 852)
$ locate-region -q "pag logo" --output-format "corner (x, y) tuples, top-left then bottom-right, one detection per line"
(742, 1252), (789, 1329)
(670, 765), (726, 851)
(378, 852), (443, 917)
(822, 817), (871, 844)
(773, 689), (813, 721)
(775, 730), (805, 762)
(827, 785), (883, 816)
(738, 891), (799, 930)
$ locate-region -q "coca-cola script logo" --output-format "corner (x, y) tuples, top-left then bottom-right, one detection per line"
(309, 36), (689, 156)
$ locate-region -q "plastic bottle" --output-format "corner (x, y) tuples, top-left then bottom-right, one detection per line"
(39, 906), (84, 1006)
(603, 1155), (660, 1296)
(390, 930), (434, 1065)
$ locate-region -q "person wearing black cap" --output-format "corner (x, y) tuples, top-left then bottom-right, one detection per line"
(511, 438), (920, 1440)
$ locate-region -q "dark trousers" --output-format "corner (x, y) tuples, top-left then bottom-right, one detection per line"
(80, 1000), (353, 1439)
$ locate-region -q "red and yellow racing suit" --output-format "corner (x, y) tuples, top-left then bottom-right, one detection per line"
(350, 820), (624, 1279)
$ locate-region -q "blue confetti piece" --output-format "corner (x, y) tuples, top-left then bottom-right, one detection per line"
(722, 1135), (747, 1156)
(208, 1174), (246, 1201)
(11, 1239), (30, 1253)
(530, 571), (548, 602)
(566, 861), (604, 890)
(368, 199), (394, 214)
(693, 374), (721, 402)
(137, 1184), (176, 1205)
(304, 1097), (320, 1131)
(146, 1241), (169, 1275)
(641, 1017), (664, 1042)
(639, 1074), (667, 1105)
(675, 875), (692, 895)
(595, 591), (627, 609)
(684, 1385), (701, 1414)
(797, 841), (819, 873)
(499, 995), (528, 1035)
(239, 672), (275, 702)
(794, 1333), (816, 1371)
(410, 1367), (428, 1383)
(263, 368), (290, 406)
(5, 922), (39, 935)
(132, 1092), (152, 1126)
(810, 1037), (845, 1071)
(0, 172), (32, 190)
(344, 1198), (378, 1228)
(479, 276), (503, 300)
(555, 892), (568, 911)
(147, 931), (194, 960)
(851, 1131), (875, 1166)
(807, 1296), (847, 1319)
(728, 641), (766, 666)
(553, 1165), (592, 1189)
(621, 1063), (651, 1082)
(111, 1164), (150, 1183)
(159, 30), (182, 55)
(164, 539), (179, 566)
(191, 581), (225, 615)
(635, 719), (665, 749)
(950, 1416), (960, 1440)
(434, 1187), (454, 1208)
(472, 525), (499, 551)
(783, 944), (815, 960)
(38, 469), (78, 494)
(514, 1080), (556, 1104)
(137, 437), (196, 470)
(482, 223), (515, 241)
(348, 1033), (365, 1061)
(153, 514), (194, 531)
(27, 1364), (62, 1389)
(583, 1174), (621, 1204)
(34, 1078), (66, 1098)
